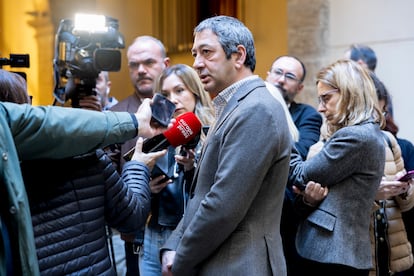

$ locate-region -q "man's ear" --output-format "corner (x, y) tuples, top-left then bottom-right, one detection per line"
(234, 45), (246, 68)
(164, 57), (171, 68)
(107, 81), (112, 95)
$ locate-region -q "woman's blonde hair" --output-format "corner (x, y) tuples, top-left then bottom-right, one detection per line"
(265, 82), (299, 142)
(316, 59), (384, 135)
(154, 64), (215, 142)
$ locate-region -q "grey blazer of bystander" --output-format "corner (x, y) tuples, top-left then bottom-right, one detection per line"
(289, 121), (385, 269)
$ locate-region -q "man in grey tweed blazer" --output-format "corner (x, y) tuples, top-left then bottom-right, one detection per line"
(161, 16), (292, 276)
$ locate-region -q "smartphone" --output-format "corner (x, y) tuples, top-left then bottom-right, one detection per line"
(151, 155), (172, 183)
(294, 183), (307, 191)
(151, 93), (176, 127)
(398, 170), (414, 182)
(151, 164), (171, 183)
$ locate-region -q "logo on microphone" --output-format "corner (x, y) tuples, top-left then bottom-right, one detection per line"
(176, 118), (194, 138)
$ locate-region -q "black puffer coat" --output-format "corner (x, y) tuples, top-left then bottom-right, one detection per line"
(21, 149), (151, 275)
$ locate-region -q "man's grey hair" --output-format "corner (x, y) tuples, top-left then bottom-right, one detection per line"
(194, 15), (256, 72)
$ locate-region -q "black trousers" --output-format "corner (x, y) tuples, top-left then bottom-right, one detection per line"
(299, 258), (369, 276)
(125, 242), (140, 276)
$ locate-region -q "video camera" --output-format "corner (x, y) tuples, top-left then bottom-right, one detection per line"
(0, 54), (30, 68)
(53, 14), (125, 107)
(0, 54), (30, 81)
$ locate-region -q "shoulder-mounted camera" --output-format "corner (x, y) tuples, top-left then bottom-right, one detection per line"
(53, 14), (125, 107)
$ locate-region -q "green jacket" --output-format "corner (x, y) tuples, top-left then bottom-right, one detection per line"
(0, 102), (137, 275)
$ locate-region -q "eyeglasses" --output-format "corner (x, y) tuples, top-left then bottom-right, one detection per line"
(270, 68), (301, 83)
(318, 89), (339, 107)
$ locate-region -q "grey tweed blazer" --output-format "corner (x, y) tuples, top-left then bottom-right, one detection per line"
(289, 121), (385, 269)
(163, 77), (292, 276)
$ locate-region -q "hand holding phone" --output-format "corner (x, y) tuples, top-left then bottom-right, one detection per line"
(151, 93), (176, 127)
(294, 183), (307, 191)
(398, 170), (414, 182)
(377, 178), (409, 200)
(150, 174), (171, 194)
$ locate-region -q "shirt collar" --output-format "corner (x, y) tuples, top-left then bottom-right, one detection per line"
(213, 75), (259, 118)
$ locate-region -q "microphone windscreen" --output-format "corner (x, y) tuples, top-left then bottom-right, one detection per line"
(163, 112), (202, 147)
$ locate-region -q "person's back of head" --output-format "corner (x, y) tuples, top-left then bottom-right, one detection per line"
(0, 69), (31, 104)
(346, 44), (377, 72)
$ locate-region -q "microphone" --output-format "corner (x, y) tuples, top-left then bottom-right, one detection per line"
(123, 112), (202, 161)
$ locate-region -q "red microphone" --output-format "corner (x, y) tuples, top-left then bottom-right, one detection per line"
(123, 112), (202, 160)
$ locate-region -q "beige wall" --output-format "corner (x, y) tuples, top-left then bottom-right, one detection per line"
(286, 0), (329, 107)
(326, 0), (414, 143)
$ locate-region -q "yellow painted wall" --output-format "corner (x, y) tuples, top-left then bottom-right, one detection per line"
(0, 0), (287, 105)
(0, 0), (46, 105)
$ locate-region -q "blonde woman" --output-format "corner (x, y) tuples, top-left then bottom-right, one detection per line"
(305, 70), (414, 276)
(265, 81), (299, 142)
(289, 59), (386, 276)
(140, 64), (214, 275)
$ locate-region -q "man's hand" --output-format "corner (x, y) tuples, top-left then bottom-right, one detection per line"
(135, 98), (175, 138)
(161, 250), (176, 276)
(131, 137), (167, 170)
(78, 95), (103, 111)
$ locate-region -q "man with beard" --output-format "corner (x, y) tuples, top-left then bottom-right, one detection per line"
(266, 55), (322, 159)
(110, 35), (170, 276)
(111, 36), (170, 170)
(266, 55), (322, 276)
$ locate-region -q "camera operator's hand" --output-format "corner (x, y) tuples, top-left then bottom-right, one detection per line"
(78, 95), (103, 111)
(135, 98), (175, 138)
